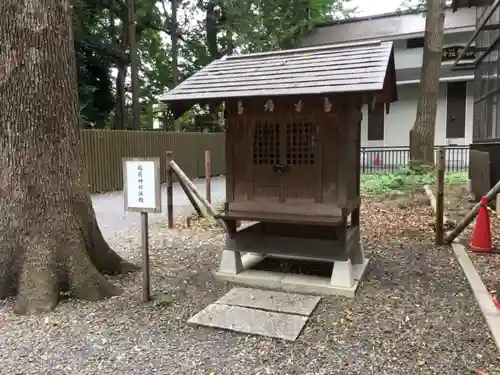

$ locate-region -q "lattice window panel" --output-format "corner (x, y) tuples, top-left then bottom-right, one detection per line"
(285, 122), (315, 165)
(253, 122), (280, 165)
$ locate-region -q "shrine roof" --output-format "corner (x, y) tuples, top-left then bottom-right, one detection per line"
(159, 40), (396, 103)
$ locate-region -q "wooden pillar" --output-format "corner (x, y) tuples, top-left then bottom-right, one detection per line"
(352, 103), (362, 228)
(435, 147), (445, 245)
(166, 151), (174, 228)
(205, 150), (211, 203)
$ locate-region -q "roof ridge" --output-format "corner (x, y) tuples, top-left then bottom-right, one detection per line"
(314, 5), (462, 29)
(227, 40), (387, 60)
(159, 41), (396, 103)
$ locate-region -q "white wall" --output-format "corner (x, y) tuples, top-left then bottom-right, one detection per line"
(361, 81), (474, 148)
(394, 32), (474, 70)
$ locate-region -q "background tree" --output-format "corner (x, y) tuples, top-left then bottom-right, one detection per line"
(0, 0), (137, 314)
(72, 0), (354, 131)
(409, 0), (446, 167)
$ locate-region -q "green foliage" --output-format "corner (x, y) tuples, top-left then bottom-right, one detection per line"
(222, 0), (355, 53)
(74, 0), (354, 129)
(73, 0), (116, 127)
(407, 160), (435, 175)
(360, 170), (468, 197)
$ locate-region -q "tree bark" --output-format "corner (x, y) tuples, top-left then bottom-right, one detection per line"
(128, 0), (141, 131)
(114, 67), (127, 129)
(409, 0), (446, 167)
(0, 0), (138, 315)
(168, 0), (181, 131)
(114, 8), (129, 130)
(225, 9), (234, 56)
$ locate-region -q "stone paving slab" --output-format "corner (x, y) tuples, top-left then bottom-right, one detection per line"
(214, 287), (320, 316)
(187, 303), (308, 341)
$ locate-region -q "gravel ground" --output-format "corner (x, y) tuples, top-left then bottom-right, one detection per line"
(429, 184), (500, 295)
(0, 188), (499, 374)
(91, 176), (226, 234)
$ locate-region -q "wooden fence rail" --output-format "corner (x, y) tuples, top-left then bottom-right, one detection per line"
(81, 130), (225, 194)
(82, 131), (473, 195)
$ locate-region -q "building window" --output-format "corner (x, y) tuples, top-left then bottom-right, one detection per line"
(406, 37), (425, 49)
(253, 122), (280, 165)
(367, 103), (384, 141)
(285, 122), (315, 165)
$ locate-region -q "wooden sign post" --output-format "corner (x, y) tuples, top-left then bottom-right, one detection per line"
(205, 150), (211, 203)
(123, 157), (161, 302)
(435, 147), (445, 245)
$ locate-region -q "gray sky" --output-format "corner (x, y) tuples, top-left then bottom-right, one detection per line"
(350, 0), (407, 15)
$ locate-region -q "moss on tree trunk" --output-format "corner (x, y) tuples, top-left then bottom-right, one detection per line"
(0, 0), (138, 315)
(409, 0), (446, 167)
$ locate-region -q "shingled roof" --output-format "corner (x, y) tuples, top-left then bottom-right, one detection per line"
(159, 40), (396, 103)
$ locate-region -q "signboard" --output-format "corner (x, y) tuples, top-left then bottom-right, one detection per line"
(442, 45), (475, 62)
(123, 157), (161, 213)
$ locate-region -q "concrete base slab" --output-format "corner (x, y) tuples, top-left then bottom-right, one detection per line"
(215, 287), (321, 316)
(188, 303), (308, 341)
(452, 243), (500, 352)
(218, 250), (243, 275)
(330, 259), (354, 288)
(214, 256), (370, 298)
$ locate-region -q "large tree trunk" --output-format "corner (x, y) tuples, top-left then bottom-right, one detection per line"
(169, 0), (181, 131)
(0, 0), (138, 315)
(128, 0), (141, 131)
(409, 0), (446, 167)
(114, 67), (127, 129)
(114, 8), (129, 130)
(205, 1), (222, 131)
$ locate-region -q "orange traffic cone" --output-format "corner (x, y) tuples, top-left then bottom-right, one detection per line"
(469, 196), (493, 253)
(493, 295), (500, 309)
(375, 154), (381, 165)
(493, 284), (500, 309)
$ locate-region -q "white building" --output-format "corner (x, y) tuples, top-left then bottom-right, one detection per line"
(300, 8), (476, 152)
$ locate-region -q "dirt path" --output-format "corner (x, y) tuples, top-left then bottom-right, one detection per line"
(91, 176), (226, 235)
(0, 189), (498, 375)
(429, 183), (500, 294)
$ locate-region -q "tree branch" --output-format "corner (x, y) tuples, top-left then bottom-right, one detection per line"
(75, 35), (130, 66)
(157, 0), (185, 41)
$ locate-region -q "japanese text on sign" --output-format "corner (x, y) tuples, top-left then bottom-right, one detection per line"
(442, 46), (475, 62)
(123, 158), (161, 212)
(137, 164), (144, 203)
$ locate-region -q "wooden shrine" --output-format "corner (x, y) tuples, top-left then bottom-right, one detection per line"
(160, 40), (397, 293)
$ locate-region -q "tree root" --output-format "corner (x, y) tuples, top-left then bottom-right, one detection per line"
(15, 234), (60, 314)
(0, 210), (136, 315)
(66, 234), (119, 301)
(85, 225), (139, 275)
(76, 195), (140, 275)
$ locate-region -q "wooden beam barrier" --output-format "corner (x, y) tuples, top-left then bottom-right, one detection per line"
(445, 180), (500, 243)
(169, 160), (227, 232)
